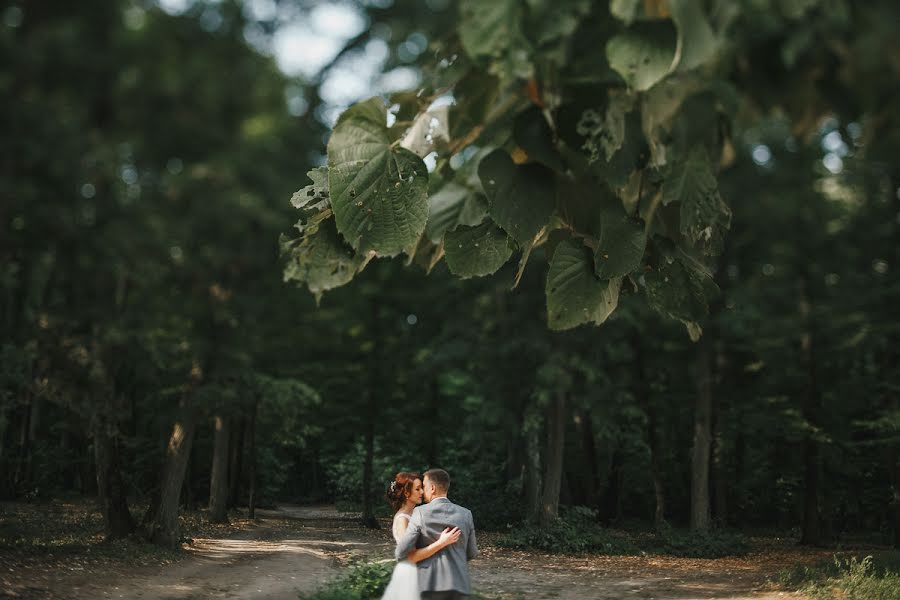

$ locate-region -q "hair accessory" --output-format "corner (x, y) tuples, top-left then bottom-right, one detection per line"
(389, 480), (397, 492)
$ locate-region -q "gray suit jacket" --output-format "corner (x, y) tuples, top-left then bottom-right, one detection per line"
(394, 497), (478, 595)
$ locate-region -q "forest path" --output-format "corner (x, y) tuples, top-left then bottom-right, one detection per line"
(11, 505), (822, 600)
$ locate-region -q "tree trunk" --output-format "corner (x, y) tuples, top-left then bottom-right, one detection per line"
(634, 336), (665, 527)
(227, 416), (245, 507)
(247, 395), (258, 519)
(360, 299), (381, 530)
(208, 414), (230, 523)
(648, 417), (666, 528)
(799, 280), (822, 546)
(711, 373), (728, 526)
(361, 413), (378, 528)
(578, 408), (600, 510)
(891, 421), (900, 549)
(524, 423), (542, 521)
(601, 442), (624, 525)
(147, 393), (196, 547)
(540, 391), (566, 526)
(92, 400), (134, 540)
(691, 336), (713, 532)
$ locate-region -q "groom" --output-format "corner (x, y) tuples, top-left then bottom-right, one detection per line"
(394, 468), (478, 599)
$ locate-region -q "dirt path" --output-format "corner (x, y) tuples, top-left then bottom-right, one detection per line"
(3, 505), (826, 600)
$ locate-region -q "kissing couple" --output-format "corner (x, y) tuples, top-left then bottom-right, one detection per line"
(381, 468), (478, 600)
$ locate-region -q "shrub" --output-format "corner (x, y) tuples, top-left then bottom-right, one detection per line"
(497, 506), (639, 555)
(652, 522), (750, 558)
(300, 560), (393, 600)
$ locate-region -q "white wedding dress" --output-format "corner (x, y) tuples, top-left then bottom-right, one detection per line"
(380, 512), (420, 600)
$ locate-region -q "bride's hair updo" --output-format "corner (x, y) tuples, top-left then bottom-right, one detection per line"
(386, 472), (421, 512)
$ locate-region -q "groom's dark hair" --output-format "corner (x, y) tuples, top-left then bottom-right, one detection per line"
(424, 468), (450, 492)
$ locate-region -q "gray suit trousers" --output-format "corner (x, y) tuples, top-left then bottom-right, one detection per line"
(422, 592), (466, 600)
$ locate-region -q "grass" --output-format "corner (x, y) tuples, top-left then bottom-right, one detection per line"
(778, 551), (900, 600)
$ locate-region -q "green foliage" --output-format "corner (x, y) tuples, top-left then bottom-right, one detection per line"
(498, 507), (639, 554)
(282, 0), (745, 335)
(546, 240), (621, 330)
(443, 220), (514, 278)
(498, 508), (748, 557)
(299, 560), (393, 600)
(327, 98), (429, 257)
(779, 554), (900, 600)
(652, 523), (749, 558)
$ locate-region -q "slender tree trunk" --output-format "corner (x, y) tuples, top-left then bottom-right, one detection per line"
(733, 422), (745, 525)
(602, 442), (624, 525)
(634, 336), (665, 527)
(525, 424), (542, 521)
(648, 416), (666, 527)
(711, 371), (728, 526)
(92, 398), (134, 540)
(427, 378), (439, 466)
(540, 391), (566, 526)
(891, 416), (900, 549)
(247, 395), (258, 519)
(361, 413), (378, 528)
(691, 336), (713, 532)
(228, 416), (245, 507)
(208, 414), (230, 523)
(360, 299), (381, 530)
(578, 408), (600, 510)
(798, 280), (822, 545)
(147, 392), (197, 547)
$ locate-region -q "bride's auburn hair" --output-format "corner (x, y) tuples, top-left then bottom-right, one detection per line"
(386, 472), (421, 512)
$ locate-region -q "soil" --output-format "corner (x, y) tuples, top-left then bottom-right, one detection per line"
(1, 504), (835, 600)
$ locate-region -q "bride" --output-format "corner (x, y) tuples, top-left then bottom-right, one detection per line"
(381, 472), (461, 600)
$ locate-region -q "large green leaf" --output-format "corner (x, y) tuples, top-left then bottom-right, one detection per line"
(669, 0), (719, 72)
(327, 98), (429, 257)
(459, 0), (533, 83)
(425, 182), (488, 243)
(606, 21), (677, 91)
(444, 220), (514, 278)
(643, 239), (718, 331)
(661, 147), (731, 255)
(546, 239), (621, 330)
(478, 149), (556, 247)
(281, 220), (368, 301)
(595, 198), (647, 279)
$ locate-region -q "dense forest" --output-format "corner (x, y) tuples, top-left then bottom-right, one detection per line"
(1, 0), (898, 563)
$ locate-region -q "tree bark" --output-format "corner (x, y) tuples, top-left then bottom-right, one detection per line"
(691, 336), (713, 532)
(147, 393), (196, 547)
(540, 391), (566, 526)
(711, 370), (728, 526)
(360, 299), (381, 530)
(601, 442), (624, 525)
(524, 423), (542, 521)
(92, 399), (134, 540)
(361, 414), (378, 528)
(227, 416), (245, 507)
(247, 395), (258, 519)
(208, 414), (230, 523)
(798, 280), (822, 546)
(634, 336), (665, 527)
(578, 408), (600, 510)
(891, 417), (900, 550)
